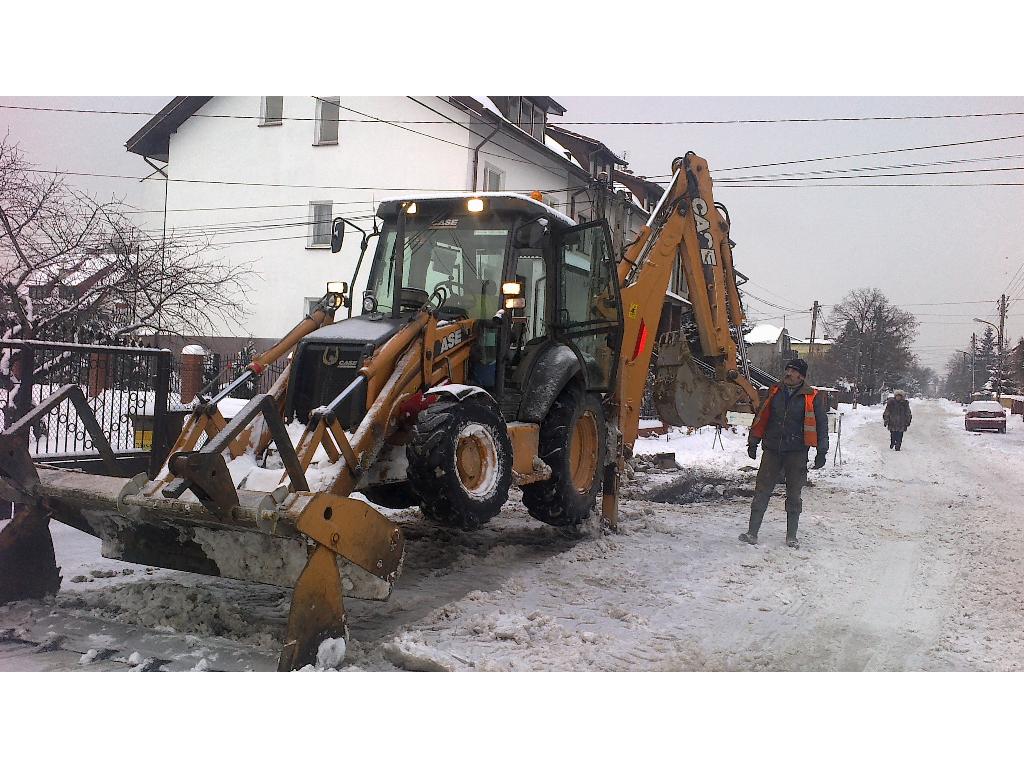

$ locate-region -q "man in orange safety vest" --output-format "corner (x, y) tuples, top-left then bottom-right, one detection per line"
(741, 358), (829, 549)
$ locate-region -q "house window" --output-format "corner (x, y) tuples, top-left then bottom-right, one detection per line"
(519, 101), (534, 137)
(303, 296), (322, 317)
(315, 97), (340, 145)
(482, 164), (505, 192)
(307, 201), (333, 248)
(28, 284), (48, 300)
(260, 96), (283, 126)
(508, 97), (522, 125)
(532, 104), (545, 141)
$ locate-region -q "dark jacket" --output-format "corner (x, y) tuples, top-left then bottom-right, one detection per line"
(883, 397), (912, 432)
(750, 383), (829, 454)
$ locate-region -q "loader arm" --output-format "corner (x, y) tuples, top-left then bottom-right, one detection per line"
(614, 152), (759, 450)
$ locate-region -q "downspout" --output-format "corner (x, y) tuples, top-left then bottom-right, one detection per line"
(143, 156), (169, 347)
(471, 118), (502, 192)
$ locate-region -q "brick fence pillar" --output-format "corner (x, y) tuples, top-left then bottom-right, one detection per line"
(180, 345), (206, 405)
(87, 352), (112, 399)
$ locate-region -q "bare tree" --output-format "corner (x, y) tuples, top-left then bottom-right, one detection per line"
(824, 288), (919, 402)
(0, 136), (251, 345)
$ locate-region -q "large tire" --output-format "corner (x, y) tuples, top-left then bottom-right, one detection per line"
(523, 388), (606, 527)
(363, 482), (420, 510)
(406, 399), (512, 530)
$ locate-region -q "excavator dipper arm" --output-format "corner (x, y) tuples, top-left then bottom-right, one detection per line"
(602, 153), (759, 529)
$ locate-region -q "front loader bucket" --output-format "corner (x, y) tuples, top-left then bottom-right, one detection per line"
(653, 331), (743, 428)
(0, 441), (405, 670)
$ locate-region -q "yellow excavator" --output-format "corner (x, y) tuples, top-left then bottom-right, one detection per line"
(0, 153), (758, 669)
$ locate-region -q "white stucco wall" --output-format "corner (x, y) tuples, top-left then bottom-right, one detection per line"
(135, 96), (591, 341)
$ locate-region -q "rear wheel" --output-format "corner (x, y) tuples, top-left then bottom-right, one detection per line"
(406, 399), (512, 530)
(523, 388), (605, 527)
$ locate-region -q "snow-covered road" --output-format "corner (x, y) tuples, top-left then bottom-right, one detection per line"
(2, 398), (1022, 671)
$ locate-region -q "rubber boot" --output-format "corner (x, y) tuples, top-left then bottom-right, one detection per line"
(739, 532), (758, 545)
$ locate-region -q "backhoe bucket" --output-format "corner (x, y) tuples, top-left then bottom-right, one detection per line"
(653, 331), (743, 428)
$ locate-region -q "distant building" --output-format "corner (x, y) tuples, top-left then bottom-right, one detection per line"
(788, 336), (834, 359)
(744, 323), (793, 375)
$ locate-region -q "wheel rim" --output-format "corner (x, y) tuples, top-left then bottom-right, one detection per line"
(568, 410), (599, 493)
(455, 424), (500, 499)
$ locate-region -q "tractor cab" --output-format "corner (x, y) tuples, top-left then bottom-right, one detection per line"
(288, 193), (624, 429)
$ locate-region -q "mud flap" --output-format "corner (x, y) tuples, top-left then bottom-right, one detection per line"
(654, 331), (742, 428)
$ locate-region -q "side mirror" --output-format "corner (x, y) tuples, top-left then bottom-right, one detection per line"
(331, 218), (345, 253)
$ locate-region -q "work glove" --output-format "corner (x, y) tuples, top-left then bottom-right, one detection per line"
(747, 443), (758, 460)
(812, 451), (827, 469)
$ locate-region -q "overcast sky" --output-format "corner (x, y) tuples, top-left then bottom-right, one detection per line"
(3, 94), (1023, 372)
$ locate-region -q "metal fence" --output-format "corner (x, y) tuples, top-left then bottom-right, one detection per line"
(0, 340), (172, 477)
(169, 351), (289, 405)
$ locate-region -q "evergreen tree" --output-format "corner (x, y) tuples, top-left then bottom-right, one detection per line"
(974, 327), (997, 395)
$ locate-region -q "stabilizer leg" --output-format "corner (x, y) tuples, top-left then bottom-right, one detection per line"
(0, 503), (61, 604)
(277, 544), (348, 671)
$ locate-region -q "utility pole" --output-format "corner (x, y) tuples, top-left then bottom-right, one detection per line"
(971, 332), (977, 396)
(998, 293), (1007, 399)
(808, 300), (820, 358)
(961, 350), (970, 402)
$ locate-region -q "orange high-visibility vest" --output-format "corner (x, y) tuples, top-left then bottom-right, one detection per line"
(750, 384), (819, 447)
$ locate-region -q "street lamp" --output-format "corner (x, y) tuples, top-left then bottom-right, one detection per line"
(973, 318), (1003, 399)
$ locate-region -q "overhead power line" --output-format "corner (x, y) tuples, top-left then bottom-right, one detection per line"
(718, 165), (1024, 183)
(7, 103), (1024, 125)
(638, 132), (1024, 177)
(24, 167), (588, 195)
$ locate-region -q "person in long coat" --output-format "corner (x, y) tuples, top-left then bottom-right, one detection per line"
(883, 390), (912, 450)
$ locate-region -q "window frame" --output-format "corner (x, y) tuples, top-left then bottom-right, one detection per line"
(259, 96), (283, 127)
(307, 200), (334, 249)
(532, 103), (545, 141)
(314, 97), (340, 146)
(519, 99), (534, 137)
(482, 163), (505, 192)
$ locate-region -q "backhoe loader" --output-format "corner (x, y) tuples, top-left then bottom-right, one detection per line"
(0, 152), (758, 669)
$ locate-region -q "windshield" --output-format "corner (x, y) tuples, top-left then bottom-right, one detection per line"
(969, 401), (1003, 412)
(368, 215), (510, 319)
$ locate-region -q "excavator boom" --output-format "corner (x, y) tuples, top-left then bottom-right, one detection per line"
(615, 152), (759, 448)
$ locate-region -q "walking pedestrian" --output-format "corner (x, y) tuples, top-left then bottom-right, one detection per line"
(740, 358), (829, 549)
(883, 390), (912, 451)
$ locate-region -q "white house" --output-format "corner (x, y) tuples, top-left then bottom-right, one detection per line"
(125, 96), (667, 355)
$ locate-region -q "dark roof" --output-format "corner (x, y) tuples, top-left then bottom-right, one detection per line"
(545, 124), (626, 167)
(612, 168), (665, 203)
(125, 97), (212, 161)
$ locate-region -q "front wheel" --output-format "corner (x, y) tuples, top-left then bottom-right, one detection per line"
(406, 399), (513, 530)
(523, 388), (606, 527)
